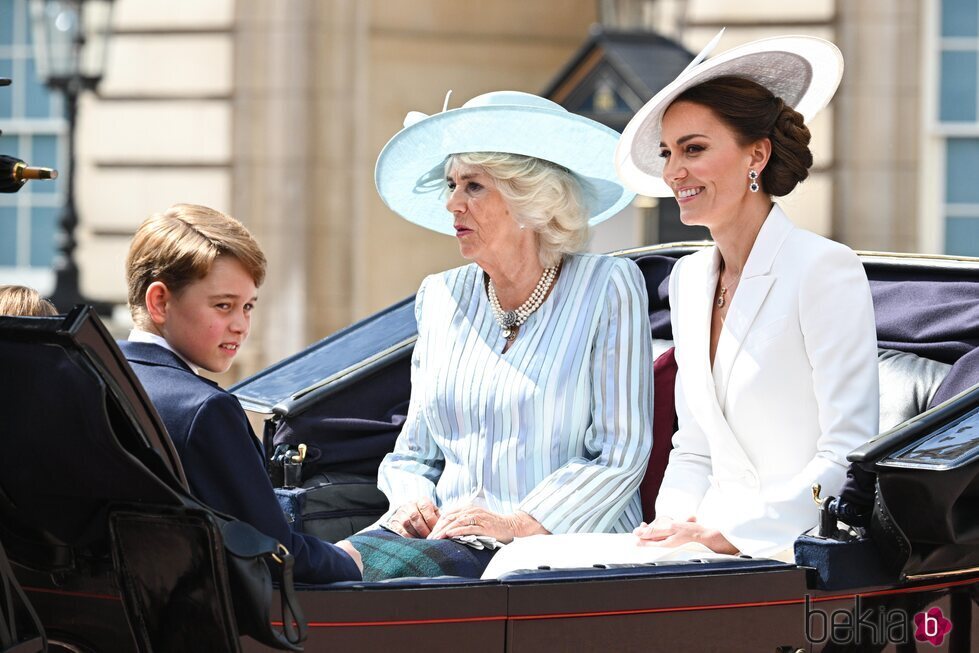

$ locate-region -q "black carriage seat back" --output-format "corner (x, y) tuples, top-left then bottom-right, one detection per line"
(0, 308), (264, 652)
(876, 348), (951, 433)
(0, 308), (190, 562)
(835, 268), (979, 525)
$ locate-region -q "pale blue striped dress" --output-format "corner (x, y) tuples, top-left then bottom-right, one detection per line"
(377, 253), (654, 534)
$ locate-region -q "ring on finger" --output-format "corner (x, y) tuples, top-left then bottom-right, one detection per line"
(469, 517), (475, 527)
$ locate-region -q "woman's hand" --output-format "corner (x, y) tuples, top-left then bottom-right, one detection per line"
(385, 500), (441, 538)
(634, 516), (739, 555)
(428, 506), (548, 543)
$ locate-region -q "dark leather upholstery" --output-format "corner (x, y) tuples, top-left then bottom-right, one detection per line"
(877, 347), (951, 432)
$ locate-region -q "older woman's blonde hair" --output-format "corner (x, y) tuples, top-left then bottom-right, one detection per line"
(446, 153), (591, 268)
(0, 285), (58, 316)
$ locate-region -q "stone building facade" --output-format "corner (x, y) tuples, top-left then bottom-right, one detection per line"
(2, 0), (965, 382)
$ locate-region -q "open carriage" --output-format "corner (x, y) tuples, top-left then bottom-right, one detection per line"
(1, 243), (978, 652)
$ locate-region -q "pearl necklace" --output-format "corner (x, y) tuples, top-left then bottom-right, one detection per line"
(487, 264), (559, 341)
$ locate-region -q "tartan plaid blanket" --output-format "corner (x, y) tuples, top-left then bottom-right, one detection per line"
(348, 529), (497, 581)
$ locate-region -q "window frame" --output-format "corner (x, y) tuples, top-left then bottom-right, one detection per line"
(0, 0), (66, 289)
(925, 0), (979, 257)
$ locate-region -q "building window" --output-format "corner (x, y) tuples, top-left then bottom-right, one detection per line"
(0, 0), (65, 290)
(939, 0), (979, 256)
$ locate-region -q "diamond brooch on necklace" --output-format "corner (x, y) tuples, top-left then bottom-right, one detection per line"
(488, 264), (559, 341)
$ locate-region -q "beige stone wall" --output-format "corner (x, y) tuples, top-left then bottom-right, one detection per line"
(357, 1), (599, 319)
(231, 0), (598, 377)
(70, 0), (929, 382)
(74, 0), (595, 379)
(76, 0), (234, 306)
(232, 0), (317, 376)
(835, 0), (923, 252)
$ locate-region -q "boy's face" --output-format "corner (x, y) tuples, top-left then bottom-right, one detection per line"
(155, 256), (258, 374)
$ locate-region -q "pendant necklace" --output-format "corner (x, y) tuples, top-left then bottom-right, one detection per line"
(716, 266), (742, 309)
(488, 264), (559, 341)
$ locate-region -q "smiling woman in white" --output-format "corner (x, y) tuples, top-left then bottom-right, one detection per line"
(613, 35), (879, 561)
(658, 204), (878, 558)
(352, 90), (653, 581)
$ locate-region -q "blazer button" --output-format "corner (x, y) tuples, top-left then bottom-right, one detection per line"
(742, 472), (759, 488)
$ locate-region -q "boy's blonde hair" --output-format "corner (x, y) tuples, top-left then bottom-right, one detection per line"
(126, 204), (266, 326)
(0, 285), (58, 316)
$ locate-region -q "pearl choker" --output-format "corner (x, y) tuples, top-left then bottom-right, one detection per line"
(487, 264), (559, 341)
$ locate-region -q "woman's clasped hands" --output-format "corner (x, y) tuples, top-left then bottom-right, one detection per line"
(385, 500), (441, 538)
(633, 515), (739, 555)
(386, 500), (547, 543)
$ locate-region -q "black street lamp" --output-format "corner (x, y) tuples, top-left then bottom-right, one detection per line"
(29, 0), (114, 313)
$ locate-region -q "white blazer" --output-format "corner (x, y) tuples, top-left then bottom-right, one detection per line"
(655, 205), (879, 558)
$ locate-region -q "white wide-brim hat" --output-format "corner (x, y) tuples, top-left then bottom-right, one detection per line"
(375, 91), (636, 235)
(615, 34), (844, 197)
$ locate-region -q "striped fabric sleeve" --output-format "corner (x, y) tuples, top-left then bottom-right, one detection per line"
(518, 259), (654, 534)
(376, 276), (444, 510)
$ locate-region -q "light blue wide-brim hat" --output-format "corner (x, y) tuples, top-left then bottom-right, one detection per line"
(375, 90), (636, 236)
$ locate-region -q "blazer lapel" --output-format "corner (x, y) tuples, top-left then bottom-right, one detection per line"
(673, 247), (717, 420)
(712, 205), (794, 406)
(693, 248), (721, 377)
(676, 248), (759, 477)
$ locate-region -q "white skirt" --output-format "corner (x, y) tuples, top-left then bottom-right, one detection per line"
(481, 533), (757, 579)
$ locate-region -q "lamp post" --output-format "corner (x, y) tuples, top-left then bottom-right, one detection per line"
(29, 0), (114, 313)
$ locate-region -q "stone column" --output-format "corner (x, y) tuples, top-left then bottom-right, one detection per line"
(307, 1), (368, 338)
(233, 0), (368, 374)
(834, 0), (921, 251)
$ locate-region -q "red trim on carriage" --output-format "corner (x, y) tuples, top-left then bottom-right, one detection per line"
(268, 576), (979, 629)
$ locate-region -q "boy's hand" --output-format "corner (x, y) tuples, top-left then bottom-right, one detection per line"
(335, 540), (363, 573)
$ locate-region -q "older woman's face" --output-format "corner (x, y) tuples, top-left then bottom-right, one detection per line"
(659, 101), (761, 228)
(445, 163), (526, 263)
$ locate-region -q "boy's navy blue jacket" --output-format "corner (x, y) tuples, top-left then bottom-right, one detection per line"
(119, 340), (361, 583)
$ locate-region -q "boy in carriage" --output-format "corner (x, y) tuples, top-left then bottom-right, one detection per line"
(120, 203), (363, 582)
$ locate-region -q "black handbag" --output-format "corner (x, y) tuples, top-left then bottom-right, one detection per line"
(222, 519), (307, 650)
(110, 508), (307, 652)
(275, 471), (389, 543)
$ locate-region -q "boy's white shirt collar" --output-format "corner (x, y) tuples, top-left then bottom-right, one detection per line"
(128, 328), (200, 375)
